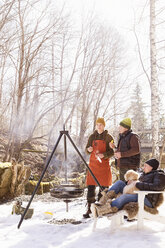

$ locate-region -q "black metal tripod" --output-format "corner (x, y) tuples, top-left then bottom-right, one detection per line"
(17, 128), (103, 229)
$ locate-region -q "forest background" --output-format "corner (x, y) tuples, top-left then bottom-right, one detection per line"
(0, 0), (165, 183)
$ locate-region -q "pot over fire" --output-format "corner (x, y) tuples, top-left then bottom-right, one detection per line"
(50, 184), (84, 199)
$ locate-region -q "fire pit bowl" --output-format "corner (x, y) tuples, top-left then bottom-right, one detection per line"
(50, 184), (84, 199)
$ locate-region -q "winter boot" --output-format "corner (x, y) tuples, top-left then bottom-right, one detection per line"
(91, 202), (118, 218)
(83, 203), (92, 218)
(98, 190), (117, 205)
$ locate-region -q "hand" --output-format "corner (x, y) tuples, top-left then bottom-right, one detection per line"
(109, 142), (115, 149)
(87, 146), (93, 152)
(127, 180), (133, 185)
(127, 180), (137, 186)
(97, 153), (104, 159)
(114, 152), (121, 159)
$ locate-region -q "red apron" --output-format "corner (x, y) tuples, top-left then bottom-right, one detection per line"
(86, 140), (112, 186)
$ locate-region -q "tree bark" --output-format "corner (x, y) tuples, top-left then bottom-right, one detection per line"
(150, 0), (159, 159)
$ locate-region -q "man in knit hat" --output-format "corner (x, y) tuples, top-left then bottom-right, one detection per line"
(83, 117), (114, 218)
(110, 117), (140, 181)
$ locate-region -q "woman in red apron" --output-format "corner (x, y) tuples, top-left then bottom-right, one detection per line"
(83, 118), (114, 218)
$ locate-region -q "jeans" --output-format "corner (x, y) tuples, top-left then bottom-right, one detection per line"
(108, 180), (153, 210)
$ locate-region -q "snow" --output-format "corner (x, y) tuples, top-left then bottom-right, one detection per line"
(1, 193), (165, 248)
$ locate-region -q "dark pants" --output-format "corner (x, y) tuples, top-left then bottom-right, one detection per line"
(87, 185), (108, 203)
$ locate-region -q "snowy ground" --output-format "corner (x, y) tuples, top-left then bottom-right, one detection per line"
(0, 192), (165, 248)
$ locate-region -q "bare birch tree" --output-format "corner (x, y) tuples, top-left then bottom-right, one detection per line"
(73, 20), (127, 146)
(0, 0), (16, 121)
(0, 1), (130, 163)
(133, 0), (161, 159)
(150, 0), (159, 158)
(2, 0), (71, 161)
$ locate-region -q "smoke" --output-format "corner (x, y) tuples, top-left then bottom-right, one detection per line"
(47, 134), (87, 180)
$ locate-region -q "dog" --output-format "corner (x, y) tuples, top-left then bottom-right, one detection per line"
(123, 170), (140, 194)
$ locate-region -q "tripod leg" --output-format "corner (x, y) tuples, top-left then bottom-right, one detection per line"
(17, 132), (63, 229)
(66, 133), (103, 191)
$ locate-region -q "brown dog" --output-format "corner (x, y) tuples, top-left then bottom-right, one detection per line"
(123, 170), (139, 194)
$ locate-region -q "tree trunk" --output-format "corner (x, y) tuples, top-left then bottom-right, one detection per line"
(150, 0), (159, 159)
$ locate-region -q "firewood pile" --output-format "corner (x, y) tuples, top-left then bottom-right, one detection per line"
(0, 160), (31, 200)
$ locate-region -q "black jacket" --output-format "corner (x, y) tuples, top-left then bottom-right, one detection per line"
(116, 130), (140, 169)
(136, 169), (165, 207)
